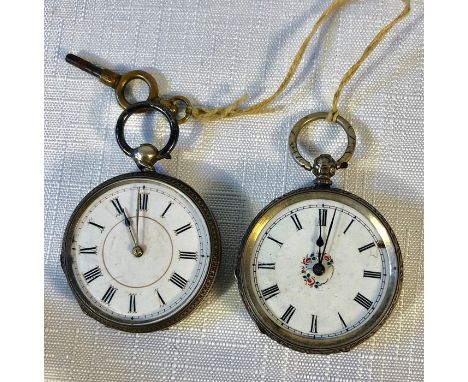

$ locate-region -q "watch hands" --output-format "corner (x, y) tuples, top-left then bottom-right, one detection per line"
(122, 208), (137, 246)
(136, 188), (140, 246)
(312, 212), (326, 276)
(124, 207), (143, 257)
(321, 209), (337, 264)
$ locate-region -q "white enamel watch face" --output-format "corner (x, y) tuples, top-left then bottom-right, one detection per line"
(237, 188), (401, 353)
(62, 172), (220, 331)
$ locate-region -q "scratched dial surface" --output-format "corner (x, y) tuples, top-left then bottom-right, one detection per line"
(238, 189), (401, 352)
(65, 176), (212, 326)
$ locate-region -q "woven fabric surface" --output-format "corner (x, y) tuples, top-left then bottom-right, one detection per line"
(44, 0), (424, 381)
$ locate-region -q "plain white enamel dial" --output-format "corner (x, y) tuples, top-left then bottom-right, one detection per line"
(250, 198), (393, 339)
(68, 178), (212, 324)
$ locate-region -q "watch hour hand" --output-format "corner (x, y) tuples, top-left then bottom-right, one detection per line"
(316, 235), (324, 261)
(123, 208), (144, 257)
(122, 209), (137, 247)
(316, 211), (325, 262)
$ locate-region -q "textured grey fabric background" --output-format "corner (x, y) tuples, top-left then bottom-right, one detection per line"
(44, 0), (424, 381)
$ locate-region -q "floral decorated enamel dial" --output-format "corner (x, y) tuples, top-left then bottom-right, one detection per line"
(236, 113), (402, 353)
(61, 102), (220, 332)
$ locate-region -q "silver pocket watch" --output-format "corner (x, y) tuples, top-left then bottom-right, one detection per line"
(61, 101), (220, 332)
(236, 112), (402, 353)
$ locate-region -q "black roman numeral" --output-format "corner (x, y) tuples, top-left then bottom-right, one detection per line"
(319, 209), (327, 226)
(111, 198), (124, 216)
(101, 285), (117, 304)
(88, 221), (105, 232)
(139, 193), (149, 211)
(128, 294), (136, 313)
(290, 214), (303, 230)
(156, 289), (166, 305)
(354, 292), (373, 310)
(267, 236), (283, 247)
(179, 251), (197, 260)
(343, 219), (354, 234)
(174, 223), (192, 235)
(258, 262), (276, 269)
(169, 272), (188, 289)
(280, 305), (296, 324)
(79, 246), (97, 255)
(358, 242), (376, 252)
(261, 284), (280, 300)
(310, 315), (318, 333)
(161, 202), (173, 218)
(83, 266), (102, 283)
(338, 312), (348, 329)
(363, 270), (382, 279)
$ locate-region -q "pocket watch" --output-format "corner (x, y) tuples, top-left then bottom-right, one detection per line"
(236, 112), (402, 353)
(61, 101), (220, 332)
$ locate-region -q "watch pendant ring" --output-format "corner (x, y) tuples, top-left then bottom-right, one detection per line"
(288, 112), (356, 172)
(115, 101), (179, 170)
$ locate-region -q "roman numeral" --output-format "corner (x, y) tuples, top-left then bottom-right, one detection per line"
(358, 242), (376, 252)
(128, 294), (136, 313)
(319, 209), (327, 226)
(338, 312), (348, 329)
(310, 315), (318, 333)
(280, 305), (296, 324)
(267, 236), (283, 247)
(88, 221), (105, 232)
(79, 246), (97, 255)
(179, 251), (197, 260)
(161, 202), (173, 218)
(156, 289), (166, 306)
(261, 284), (280, 300)
(363, 270), (382, 279)
(258, 262), (276, 269)
(354, 292), (373, 310)
(83, 266), (102, 283)
(139, 193), (149, 211)
(101, 285), (117, 304)
(343, 219), (354, 234)
(111, 198), (124, 216)
(169, 272), (188, 289)
(290, 214), (303, 230)
(174, 223), (192, 235)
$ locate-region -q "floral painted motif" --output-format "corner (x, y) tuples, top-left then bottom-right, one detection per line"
(301, 255), (316, 287)
(302, 271), (315, 286)
(324, 255), (333, 266)
(301, 254), (334, 288)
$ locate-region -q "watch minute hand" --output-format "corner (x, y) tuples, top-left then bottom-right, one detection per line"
(321, 209), (337, 263)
